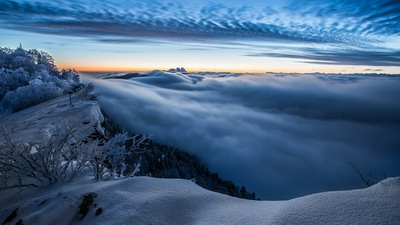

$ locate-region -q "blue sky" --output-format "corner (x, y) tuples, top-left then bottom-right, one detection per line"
(0, 0), (399, 73)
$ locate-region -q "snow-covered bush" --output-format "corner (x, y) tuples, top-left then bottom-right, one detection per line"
(0, 123), (148, 188)
(0, 68), (30, 99)
(2, 79), (63, 112)
(60, 69), (80, 84)
(76, 83), (97, 100)
(0, 123), (90, 188)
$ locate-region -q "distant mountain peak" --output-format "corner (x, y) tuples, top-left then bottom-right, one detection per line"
(167, 67), (187, 73)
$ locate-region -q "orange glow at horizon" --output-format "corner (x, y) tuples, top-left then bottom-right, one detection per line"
(65, 66), (298, 74)
(59, 64), (267, 73)
(61, 65), (393, 74)
(58, 61), (400, 75)
(58, 63), (334, 74)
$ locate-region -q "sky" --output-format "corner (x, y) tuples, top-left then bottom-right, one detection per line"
(0, 0), (399, 73)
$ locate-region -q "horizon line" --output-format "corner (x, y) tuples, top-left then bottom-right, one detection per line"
(76, 69), (400, 76)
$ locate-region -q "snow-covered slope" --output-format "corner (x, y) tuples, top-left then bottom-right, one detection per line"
(0, 176), (399, 225)
(0, 95), (104, 144)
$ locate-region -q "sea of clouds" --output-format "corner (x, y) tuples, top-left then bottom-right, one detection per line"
(84, 71), (400, 199)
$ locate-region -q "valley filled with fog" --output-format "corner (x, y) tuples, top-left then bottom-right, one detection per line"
(84, 71), (400, 199)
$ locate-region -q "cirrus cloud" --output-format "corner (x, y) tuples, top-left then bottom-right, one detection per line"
(0, 0), (398, 45)
(1, 0), (399, 68)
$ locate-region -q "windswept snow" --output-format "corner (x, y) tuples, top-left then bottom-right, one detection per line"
(0, 176), (399, 225)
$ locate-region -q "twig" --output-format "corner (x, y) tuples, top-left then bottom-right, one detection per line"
(349, 162), (370, 187)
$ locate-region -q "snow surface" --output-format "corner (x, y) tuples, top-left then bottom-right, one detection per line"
(0, 95), (104, 144)
(0, 176), (399, 225)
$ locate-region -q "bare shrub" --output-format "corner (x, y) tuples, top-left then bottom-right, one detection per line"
(0, 121), (92, 188)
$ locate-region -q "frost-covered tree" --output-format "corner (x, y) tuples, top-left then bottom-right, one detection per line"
(9, 47), (35, 73)
(0, 45), (82, 112)
(76, 83), (96, 100)
(0, 46), (57, 75)
(88, 133), (148, 180)
(60, 69), (80, 84)
(27, 49), (58, 75)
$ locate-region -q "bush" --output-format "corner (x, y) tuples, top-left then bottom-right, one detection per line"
(76, 83), (97, 100)
(0, 122), (91, 188)
(0, 123), (148, 188)
(0, 68), (30, 100)
(2, 79), (63, 112)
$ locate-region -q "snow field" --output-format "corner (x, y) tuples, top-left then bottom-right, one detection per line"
(1, 176), (399, 225)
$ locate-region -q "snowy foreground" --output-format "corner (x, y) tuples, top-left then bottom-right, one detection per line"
(1, 95), (399, 224)
(0, 176), (399, 225)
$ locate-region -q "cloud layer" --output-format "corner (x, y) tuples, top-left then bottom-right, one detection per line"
(1, 0), (399, 67)
(248, 49), (400, 67)
(86, 72), (400, 199)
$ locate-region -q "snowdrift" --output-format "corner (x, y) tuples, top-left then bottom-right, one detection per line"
(0, 176), (399, 225)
